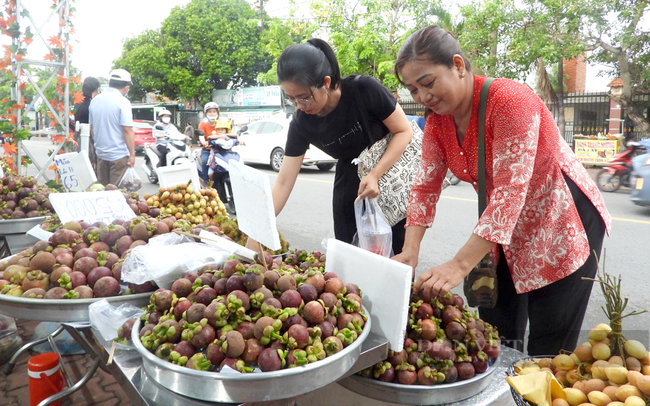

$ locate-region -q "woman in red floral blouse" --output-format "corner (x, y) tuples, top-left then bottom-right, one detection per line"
(393, 25), (611, 355)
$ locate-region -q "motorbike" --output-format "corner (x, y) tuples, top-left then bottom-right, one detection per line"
(141, 126), (193, 184)
(596, 140), (647, 192)
(194, 129), (241, 215)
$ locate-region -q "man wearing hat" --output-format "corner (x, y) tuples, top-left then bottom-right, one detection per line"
(89, 69), (136, 186)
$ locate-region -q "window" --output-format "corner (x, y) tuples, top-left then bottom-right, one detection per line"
(246, 121), (265, 133)
(261, 123), (283, 133)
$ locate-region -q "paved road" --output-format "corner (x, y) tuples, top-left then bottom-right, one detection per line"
(21, 138), (650, 345)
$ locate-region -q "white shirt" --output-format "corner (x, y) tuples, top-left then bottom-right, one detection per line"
(89, 87), (133, 161)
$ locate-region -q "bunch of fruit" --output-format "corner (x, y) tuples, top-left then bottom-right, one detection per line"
(0, 175), (57, 219)
(511, 324), (650, 406)
(144, 183), (228, 225)
(0, 218), (169, 299)
(357, 291), (500, 385)
(131, 250), (367, 372)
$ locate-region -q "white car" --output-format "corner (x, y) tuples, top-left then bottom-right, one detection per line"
(234, 117), (337, 172)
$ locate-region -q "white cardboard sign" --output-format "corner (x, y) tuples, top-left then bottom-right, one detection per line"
(228, 161), (281, 250)
(324, 238), (412, 351)
(48, 190), (136, 224)
(27, 225), (53, 241)
(54, 151), (97, 192)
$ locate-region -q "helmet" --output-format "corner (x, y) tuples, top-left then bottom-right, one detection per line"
(158, 109), (172, 118)
(204, 102), (220, 114)
(214, 120), (231, 131)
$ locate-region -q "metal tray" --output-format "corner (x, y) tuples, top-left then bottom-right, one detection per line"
(338, 355), (500, 405)
(0, 292), (152, 322)
(132, 309), (372, 403)
(0, 216), (48, 234)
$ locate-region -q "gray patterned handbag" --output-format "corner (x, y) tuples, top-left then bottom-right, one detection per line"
(354, 119), (423, 226)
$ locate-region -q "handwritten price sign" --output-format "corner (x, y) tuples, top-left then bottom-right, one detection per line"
(48, 191), (137, 224)
(55, 151), (97, 192)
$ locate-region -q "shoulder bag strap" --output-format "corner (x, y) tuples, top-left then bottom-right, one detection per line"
(478, 77), (495, 217)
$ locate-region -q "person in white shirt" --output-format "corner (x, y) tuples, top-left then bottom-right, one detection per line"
(89, 69), (135, 186)
(152, 109), (181, 167)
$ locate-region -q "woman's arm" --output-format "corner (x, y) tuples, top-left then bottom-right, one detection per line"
(358, 104), (413, 199)
(391, 225), (427, 276)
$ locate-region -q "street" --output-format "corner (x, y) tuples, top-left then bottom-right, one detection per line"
(20, 137), (650, 343)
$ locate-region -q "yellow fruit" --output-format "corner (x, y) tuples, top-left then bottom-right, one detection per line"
(624, 341), (647, 360)
(592, 361), (610, 380)
(574, 381), (586, 392)
(589, 324), (612, 341)
(566, 369), (580, 385)
(555, 354), (577, 371)
(575, 344), (595, 362)
(592, 343), (612, 360)
(590, 337), (611, 347)
(624, 396), (645, 406)
(603, 386), (619, 401)
(608, 402), (624, 406)
(609, 356), (624, 366)
(571, 353), (582, 365)
(587, 390), (611, 406)
(641, 365), (650, 375)
(625, 357), (641, 372)
(564, 388), (587, 406)
(635, 375), (650, 395)
(627, 370), (643, 387)
(614, 384), (642, 401)
(538, 358), (554, 368)
(553, 399), (571, 406)
(556, 370), (570, 386)
(606, 365), (629, 385)
(584, 379), (606, 394)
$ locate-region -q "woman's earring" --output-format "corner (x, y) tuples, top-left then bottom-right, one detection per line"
(460, 72), (465, 78)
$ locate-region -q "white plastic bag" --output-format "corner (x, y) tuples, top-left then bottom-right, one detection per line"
(353, 197), (393, 257)
(117, 166), (142, 192)
(88, 299), (145, 341)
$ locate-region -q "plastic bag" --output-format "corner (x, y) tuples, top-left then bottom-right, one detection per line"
(0, 314), (22, 366)
(121, 236), (231, 288)
(117, 166), (142, 192)
(353, 197), (393, 257)
(89, 299), (145, 341)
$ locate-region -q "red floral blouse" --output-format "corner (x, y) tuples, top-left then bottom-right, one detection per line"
(406, 75), (612, 294)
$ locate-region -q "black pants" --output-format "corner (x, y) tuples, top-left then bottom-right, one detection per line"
(479, 174), (606, 355)
(333, 159), (406, 254)
(157, 144), (169, 167)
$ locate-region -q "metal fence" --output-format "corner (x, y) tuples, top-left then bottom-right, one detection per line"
(546, 92), (611, 145)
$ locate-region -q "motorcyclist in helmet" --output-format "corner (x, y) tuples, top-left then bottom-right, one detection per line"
(153, 109), (181, 167)
(198, 102), (240, 184)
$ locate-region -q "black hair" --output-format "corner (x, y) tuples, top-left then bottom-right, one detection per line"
(395, 25), (472, 85)
(277, 38), (341, 90)
(82, 77), (100, 98)
(109, 79), (129, 89)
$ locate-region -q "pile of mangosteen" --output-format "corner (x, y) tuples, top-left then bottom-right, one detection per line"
(0, 175), (56, 219)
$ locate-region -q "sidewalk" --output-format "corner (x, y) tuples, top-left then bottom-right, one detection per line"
(1, 319), (133, 406)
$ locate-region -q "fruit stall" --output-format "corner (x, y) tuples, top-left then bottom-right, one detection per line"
(4, 166), (622, 406)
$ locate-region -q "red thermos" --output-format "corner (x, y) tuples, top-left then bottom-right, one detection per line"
(28, 352), (65, 406)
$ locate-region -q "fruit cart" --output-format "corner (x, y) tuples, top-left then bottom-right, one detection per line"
(0, 217), (47, 258)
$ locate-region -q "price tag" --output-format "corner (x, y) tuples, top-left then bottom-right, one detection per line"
(55, 151), (97, 192)
(228, 161), (281, 250)
(48, 191), (136, 224)
(0, 164), (4, 179)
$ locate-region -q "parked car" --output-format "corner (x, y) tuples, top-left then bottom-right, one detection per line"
(629, 139), (650, 207)
(234, 117), (337, 172)
(133, 120), (156, 153)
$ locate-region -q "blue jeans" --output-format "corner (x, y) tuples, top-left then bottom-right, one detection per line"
(201, 148), (211, 184)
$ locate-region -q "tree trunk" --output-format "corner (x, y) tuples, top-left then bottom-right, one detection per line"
(557, 60), (566, 142)
(614, 49), (650, 138)
(488, 30), (497, 77)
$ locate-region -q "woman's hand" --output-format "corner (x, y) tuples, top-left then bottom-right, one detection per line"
(357, 172), (380, 200)
(413, 259), (471, 301)
(392, 248), (419, 279)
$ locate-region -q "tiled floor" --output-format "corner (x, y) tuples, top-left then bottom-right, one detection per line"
(1, 319), (133, 406)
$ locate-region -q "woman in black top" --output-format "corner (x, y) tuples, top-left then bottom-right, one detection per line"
(251, 39), (413, 253)
(73, 77), (100, 164)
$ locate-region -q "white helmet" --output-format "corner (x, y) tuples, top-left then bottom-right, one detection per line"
(204, 102), (220, 114)
(158, 109), (172, 118)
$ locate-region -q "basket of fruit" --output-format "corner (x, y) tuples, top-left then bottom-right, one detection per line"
(338, 292), (501, 405)
(131, 251), (372, 403)
(507, 269), (650, 406)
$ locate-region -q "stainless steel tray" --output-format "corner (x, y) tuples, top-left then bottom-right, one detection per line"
(132, 309), (372, 403)
(338, 355), (500, 405)
(0, 216), (47, 234)
(0, 292), (152, 322)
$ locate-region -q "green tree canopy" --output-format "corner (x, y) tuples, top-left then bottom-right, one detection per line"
(113, 0), (273, 104)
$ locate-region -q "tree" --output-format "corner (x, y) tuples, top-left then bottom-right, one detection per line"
(460, 0), (586, 139)
(113, 0), (273, 104)
(583, 0), (650, 136)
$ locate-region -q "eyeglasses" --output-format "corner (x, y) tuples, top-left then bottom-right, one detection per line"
(284, 89), (316, 107)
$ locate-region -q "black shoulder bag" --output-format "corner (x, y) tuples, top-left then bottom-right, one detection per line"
(463, 77), (498, 309)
